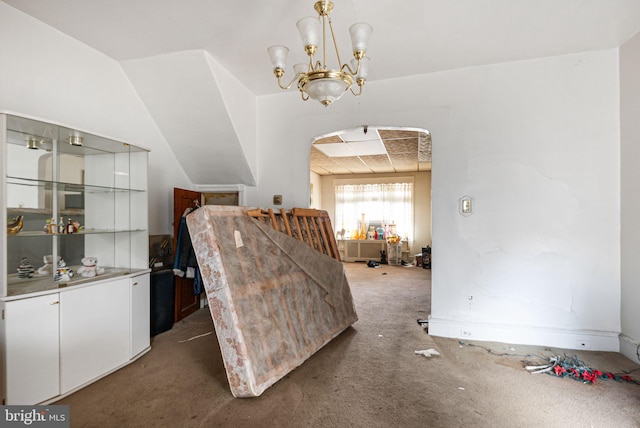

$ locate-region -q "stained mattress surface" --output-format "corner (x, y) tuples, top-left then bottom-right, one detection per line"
(187, 205), (358, 397)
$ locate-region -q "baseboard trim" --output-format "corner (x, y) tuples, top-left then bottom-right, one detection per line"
(619, 334), (640, 363)
(428, 317), (620, 352)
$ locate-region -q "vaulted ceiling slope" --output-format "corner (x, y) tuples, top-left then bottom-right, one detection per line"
(122, 50), (257, 186)
(4, 0), (640, 183)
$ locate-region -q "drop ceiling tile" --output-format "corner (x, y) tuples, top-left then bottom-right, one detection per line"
(378, 129), (418, 140)
(325, 166), (352, 174)
(311, 166), (330, 175)
(335, 156), (366, 168)
(311, 149), (341, 167)
(314, 135), (343, 144)
(389, 152), (419, 164)
(314, 143), (356, 157)
(394, 163), (419, 172)
(346, 139), (387, 156)
(418, 153), (432, 163)
(348, 165), (374, 173)
(310, 146), (329, 159)
(359, 154), (391, 167)
(384, 138), (419, 154)
(370, 165), (396, 173)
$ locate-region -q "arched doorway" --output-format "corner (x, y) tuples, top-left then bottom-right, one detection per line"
(308, 125), (432, 263)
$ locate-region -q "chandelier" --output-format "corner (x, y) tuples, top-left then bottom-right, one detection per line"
(267, 1), (372, 107)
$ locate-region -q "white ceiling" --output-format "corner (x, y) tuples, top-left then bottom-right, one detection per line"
(4, 0), (640, 182)
(5, 0), (640, 96)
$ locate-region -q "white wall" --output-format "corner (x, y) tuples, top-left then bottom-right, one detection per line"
(0, 3), (192, 234)
(255, 49), (621, 351)
(620, 31), (640, 362)
(428, 52), (620, 351)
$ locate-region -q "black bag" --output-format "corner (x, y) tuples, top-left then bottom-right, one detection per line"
(422, 246), (431, 269)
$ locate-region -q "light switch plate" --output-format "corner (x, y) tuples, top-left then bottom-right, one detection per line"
(459, 195), (472, 216)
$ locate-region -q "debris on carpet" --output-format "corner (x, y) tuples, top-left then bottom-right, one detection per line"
(525, 355), (638, 385)
(415, 348), (440, 358)
(458, 340), (639, 386)
(178, 331), (213, 343)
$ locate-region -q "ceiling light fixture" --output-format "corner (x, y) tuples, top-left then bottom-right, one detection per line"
(267, 0), (372, 107)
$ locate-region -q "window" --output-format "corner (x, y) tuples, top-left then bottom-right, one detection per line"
(334, 182), (413, 240)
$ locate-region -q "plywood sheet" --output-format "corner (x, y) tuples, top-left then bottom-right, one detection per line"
(187, 206), (358, 397)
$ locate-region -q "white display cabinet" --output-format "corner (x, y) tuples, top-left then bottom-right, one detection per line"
(0, 113), (151, 404)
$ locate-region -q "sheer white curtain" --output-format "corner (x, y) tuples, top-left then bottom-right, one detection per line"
(335, 182), (413, 239)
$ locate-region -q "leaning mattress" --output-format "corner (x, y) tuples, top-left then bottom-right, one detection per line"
(187, 205), (358, 397)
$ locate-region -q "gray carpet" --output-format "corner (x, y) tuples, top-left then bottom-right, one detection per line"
(58, 263), (640, 427)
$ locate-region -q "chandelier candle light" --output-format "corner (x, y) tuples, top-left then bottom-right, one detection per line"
(267, 0), (372, 107)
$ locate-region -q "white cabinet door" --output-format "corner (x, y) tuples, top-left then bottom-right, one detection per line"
(59, 279), (130, 394)
(4, 294), (60, 404)
(131, 273), (150, 357)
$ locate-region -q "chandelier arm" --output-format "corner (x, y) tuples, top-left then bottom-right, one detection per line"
(276, 72), (304, 90)
(342, 58), (360, 76)
(301, 91), (309, 101)
(349, 85), (363, 96)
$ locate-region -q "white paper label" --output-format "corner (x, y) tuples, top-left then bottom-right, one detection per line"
(234, 230), (244, 248)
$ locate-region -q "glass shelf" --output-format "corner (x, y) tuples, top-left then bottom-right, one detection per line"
(6, 229), (147, 238)
(7, 207), (81, 216)
(6, 267), (147, 297)
(2, 112), (149, 298)
(7, 176), (146, 193)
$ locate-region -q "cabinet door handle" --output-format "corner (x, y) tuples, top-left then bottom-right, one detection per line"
(132, 282), (138, 286)
(50, 301), (59, 305)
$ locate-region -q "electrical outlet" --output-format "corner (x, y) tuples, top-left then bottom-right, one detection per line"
(273, 195), (282, 205)
(575, 340), (590, 350)
(461, 330), (472, 337)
